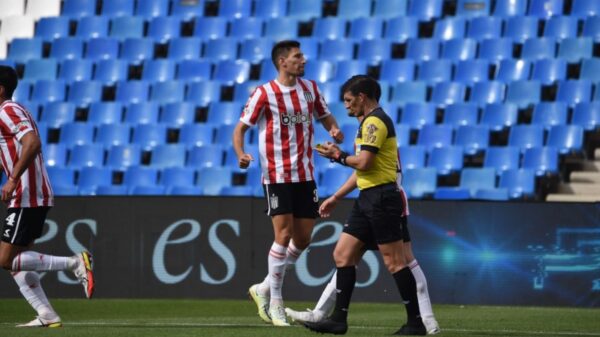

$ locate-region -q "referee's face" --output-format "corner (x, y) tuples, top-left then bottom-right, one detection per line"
(280, 47), (306, 77)
(343, 91), (364, 118)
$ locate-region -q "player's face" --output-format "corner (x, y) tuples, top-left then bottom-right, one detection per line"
(343, 91), (365, 118)
(279, 47), (306, 77)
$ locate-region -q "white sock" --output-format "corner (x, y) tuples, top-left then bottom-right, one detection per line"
(314, 270), (337, 315)
(409, 259), (436, 321)
(12, 251), (76, 272)
(12, 271), (59, 320)
(284, 241), (303, 266)
(257, 275), (270, 297)
(268, 242), (287, 305)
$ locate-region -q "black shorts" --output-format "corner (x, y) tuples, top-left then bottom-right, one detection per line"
(344, 183), (409, 249)
(1, 207), (51, 246)
(263, 181), (319, 218)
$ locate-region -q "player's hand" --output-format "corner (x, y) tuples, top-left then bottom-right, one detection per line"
(319, 196), (338, 218)
(238, 153), (254, 169)
(315, 142), (341, 159)
(330, 127), (344, 144)
(1, 180), (16, 202)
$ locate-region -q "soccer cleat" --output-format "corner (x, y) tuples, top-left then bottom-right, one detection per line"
(269, 304), (290, 326)
(73, 251), (95, 299)
(303, 318), (348, 335)
(393, 322), (427, 335)
(423, 319), (441, 335)
(285, 307), (326, 324)
(248, 284), (271, 323)
(16, 316), (62, 328)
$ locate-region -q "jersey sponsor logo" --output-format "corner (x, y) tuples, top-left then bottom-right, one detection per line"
(281, 113), (310, 126)
(304, 91), (314, 103)
(365, 123), (378, 144)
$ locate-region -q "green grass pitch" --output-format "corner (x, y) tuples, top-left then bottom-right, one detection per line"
(0, 299), (598, 336)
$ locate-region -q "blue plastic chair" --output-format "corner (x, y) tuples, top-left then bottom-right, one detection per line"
(408, 0), (443, 21)
(493, 0), (527, 17)
(78, 167), (113, 196)
(394, 122), (410, 147)
(95, 185), (128, 195)
(94, 59), (128, 85)
(434, 18), (466, 41)
(69, 144), (105, 169)
(572, 102), (600, 131)
(43, 143), (68, 167)
(171, 0), (205, 21)
(135, 0), (169, 18)
(120, 38), (154, 65)
(431, 82), (466, 107)
(142, 59), (176, 82)
(532, 102), (568, 130)
(580, 59), (600, 82)
(528, 0), (563, 18)
(288, 0), (322, 21)
(546, 125), (584, 154)
(31, 80), (65, 103)
(521, 38), (557, 61)
(531, 59), (566, 85)
(558, 37), (593, 63)
(186, 81), (222, 106)
(218, 0), (251, 19)
(478, 37), (513, 61)
(466, 16), (501, 40)
(403, 167), (437, 199)
(168, 37), (202, 61)
(67, 80), (102, 107)
(406, 38), (439, 61)
(313, 17), (346, 41)
(556, 80), (593, 107)
(499, 168), (536, 199)
(417, 59), (452, 84)
(230, 17), (263, 40)
(207, 102), (242, 125)
(400, 103), (436, 130)
(454, 125), (489, 155)
(204, 38), (238, 61)
(220, 186), (253, 196)
(115, 80), (150, 105)
(471, 81), (506, 106)
(483, 146), (520, 174)
(373, 0), (407, 19)
(7, 38), (43, 62)
(196, 167), (233, 196)
(176, 59), (212, 81)
(40, 102), (75, 128)
(456, 0), (490, 17)
(458, 167), (497, 198)
(132, 124), (167, 150)
(109, 16), (144, 40)
(179, 124), (214, 149)
(583, 16), (600, 41)
(505, 80), (541, 108)
(571, 0), (600, 18)
(23, 59), (57, 81)
(495, 59), (531, 83)
(160, 167), (196, 189)
(88, 102), (123, 126)
(123, 166), (159, 189)
(106, 144), (140, 169)
(264, 17), (299, 40)
(160, 102), (196, 127)
(224, 146), (259, 170)
(544, 16), (578, 40)
(150, 144), (187, 169)
(399, 145), (426, 170)
(58, 59), (93, 82)
(95, 124), (131, 148)
(391, 82), (427, 104)
(35, 17), (69, 41)
(319, 81), (340, 103)
(320, 39), (355, 62)
(102, 0), (134, 17)
(62, 0), (96, 18)
(357, 39), (391, 65)
(124, 102), (159, 125)
(47, 166), (76, 190)
(59, 122), (94, 148)
(214, 60), (251, 85)
(215, 124), (246, 147)
(384, 17), (418, 42)
(130, 184), (167, 195)
(417, 124), (454, 152)
(504, 16), (539, 43)
(333, 60), (368, 83)
(187, 145), (223, 168)
(147, 16), (181, 43)
(318, 166), (353, 197)
(304, 60), (334, 83)
(441, 38), (477, 60)
(443, 103), (479, 127)
(193, 17), (227, 40)
(86, 37), (120, 61)
(233, 81), (260, 103)
(337, 0), (371, 19)
(508, 125), (545, 151)
(254, 0), (287, 18)
(523, 146), (559, 176)
(350, 17), (384, 40)
(13, 82), (32, 103)
(76, 16), (109, 39)
(240, 38), (274, 64)
(379, 59), (415, 83)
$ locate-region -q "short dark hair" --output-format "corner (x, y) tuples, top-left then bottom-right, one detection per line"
(271, 40), (301, 70)
(0, 66), (18, 99)
(341, 75), (381, 102)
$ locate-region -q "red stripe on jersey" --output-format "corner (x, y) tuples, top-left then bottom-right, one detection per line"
(297, 80), (315, 180)
(270, 81), (292, 183)
(289, 89), (307, 181)
(263, 87), (277, 183)
(310, 80), (327, 118)
(4, 105), (25, 206)
(246, 87), (266, 126)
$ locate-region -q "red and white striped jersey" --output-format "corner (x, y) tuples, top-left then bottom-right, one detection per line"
(0, 101), (53, 208)
(240, 78), (331, 184)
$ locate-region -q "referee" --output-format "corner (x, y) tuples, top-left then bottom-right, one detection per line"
(306, 75), (426, 335)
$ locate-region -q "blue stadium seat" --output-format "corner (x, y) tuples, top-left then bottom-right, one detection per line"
(583, 16), (600, 41)
(403, 167), (437, 199)
(150, 144), (187, 169)
(254, 0), (287, 18)
(431, 82), (466, 107)
(495, 59), (531, 83)
(556, 80), (593, 107)
(160, 102), (196, 127)
(434, 18), (466, 41)
(580, 59), (600, 82)
(441, 38), (477, 60)
(454, 124), (489, 155)
(109, 16), (144, 40)
(132, 124), (167, 150)
(399, 145), (426, 170)
(417, 59), (452, 83)
(531, 59), (566, 85)
(215, 124), (246, 147)
(233, 81), (260, 103)
(499, 168), (535, 199)
(428, 145), (464, 175)
(521, 38), (557, 61)
(75, 16), (109, 39)
(394, 122), (410, 147)
(188, 144), (223, 168)
(528, 0), (563, 18)
(483, 146), (520, 174)
(13, 82), (32, 103)
(102, 0), (134, 17)
(546, 125), (584, 154)
(349, 17), (384, 40)
(288, 0), (322, 21)
(207, 102), (242, 126)
(523, 146), (559, 176)
(59, 122), (94, 148)
(142, 59), (176, 82)
(400, 103), (436, 130)
(466, 16), (502, 40)
(384, 17), (418, 42)
(408, 0), (443, 21)
(571, 0), (600, 18)
(508, 125), (545, 151)
(7, 38), (43, 62)
(78, 167), (113, 196)
(31, 80), (65, 103)
(417, 124), (454, 152)
(456, 0), (490, 17)
(93, 59), (128, 85)
(333, 60), (368, 83)
(338, 0), (371, 19)
(391, 82), (427, 104)
(572, 102), (600, 131)
(470, 81), (506, 106)
(304, 60), (334, 83)
(135, 0), (169, 18)
(196, 167), (233, 196)
(124, 102), (159, 125)
(204, 38), (238, 61)
(123, 166), (159, 190)
(296, 37), (319, 61)
(443, 103), (479, 127)
(224, 146), (259, 170)
(220, 186), (253, 196)
(35, 17), (69, 41)
(493, 0), (527, 17)
(106, 144), (140, 169)
(171, 0), (205, 21)
(68, 144), (105, 169)
(186, 81), (221, 106)
(240, 38), (274, 64)
(115, 80), (150, 105)
(230, 17), (263, 40)
(319, 39), (355, 62)
(313, 17), (346, 41)
(478, 37), (513, 61)
(544, 16), (578, 40)
(148, 16), (181, 43)
(557, 37), (593, 63)
(62, 0), (96, 19)
(532, 102), (568, 130)
(505, 80), (541, 108)
(504, 16), (538, 43)
(23, 59), (57, 81)
(193, 17), (227, 40)
(120, 38), (155, 65)
(379, 59), (415, 83)
(95, 124), (131, 148)
(176, 59), (212, 81)
(357, 39), (392, 65)
(214, 59), (251, 85)
(319, 166), (353, 197)
(320, 81), (341, 102)
(47, 166), (76, 192)
(168, 37), (202, 61)
(218, 0), (251, 19)
(160, 167), (196, 190)
(327, 102), (354, 127)
(179, 124), (214, 148)
(374, 0), (407, 19)
(88, 102), (123, 126)
(258, 59), (278, 81)
(264, 17), (299, 40)
(40, 102), (75, 128)
(406, 38), (439, 61)
(58, 59), (93, 82)
(43, 143), (68, 167)
(67, 80), (102, 107)
(96, 185), (128, 195)
(458, 167), (497, 198)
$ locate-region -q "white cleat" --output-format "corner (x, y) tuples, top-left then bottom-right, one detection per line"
(285, 308), (326, 324)
(424, 318), (441, 335)
(248, 284), (271, 323)
(73, 251), (95, 299)
(16, 316), (62, 328)
(269, 303), (290, 326)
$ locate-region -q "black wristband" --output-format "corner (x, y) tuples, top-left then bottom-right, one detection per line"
(331, 151), (349, 166)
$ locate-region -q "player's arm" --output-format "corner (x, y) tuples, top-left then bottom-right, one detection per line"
(319, 114), (344, 144)
(2, 131), (41, 201)
(232, 122), (253, 169)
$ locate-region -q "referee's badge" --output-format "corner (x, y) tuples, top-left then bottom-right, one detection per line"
(304, 91), (314, 103)
(270, 194), (279, 209)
